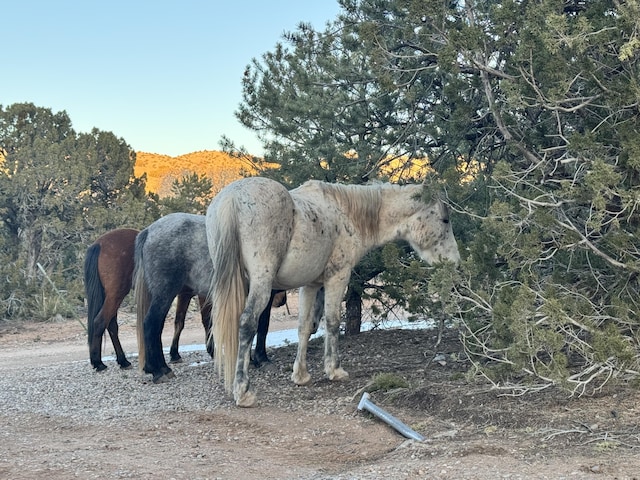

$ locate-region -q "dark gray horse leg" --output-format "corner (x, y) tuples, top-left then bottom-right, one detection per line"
(252, 290), (277, 367)
(143, 303), (175, 383)
(198, 296), (214, 358)
(169, 292), (192, 363)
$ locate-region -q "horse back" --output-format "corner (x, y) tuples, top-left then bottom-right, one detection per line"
(139, 213), (210, 297)
(212, 177), (295, 274)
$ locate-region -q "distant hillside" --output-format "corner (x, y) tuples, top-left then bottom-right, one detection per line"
(134, 150), (259, 197)
(134, 150), (437, 197)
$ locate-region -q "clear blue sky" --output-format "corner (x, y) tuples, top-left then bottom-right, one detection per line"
(2, 1), (341, 157)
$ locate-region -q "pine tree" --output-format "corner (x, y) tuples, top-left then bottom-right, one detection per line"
(229, 0), (640, 392)
(359, 0), (640, 393)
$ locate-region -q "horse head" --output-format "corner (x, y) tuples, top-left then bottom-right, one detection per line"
(405, 189), (461, 266)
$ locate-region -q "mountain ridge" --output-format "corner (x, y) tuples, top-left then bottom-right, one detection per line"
(135, 150), (257, 196)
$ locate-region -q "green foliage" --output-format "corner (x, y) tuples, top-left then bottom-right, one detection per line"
(159, 172), (215, 215)
(230, 0), (640, 394)
(374, 240), (460, 326)
(232, 6), (468, 331)
(0, 103), (155, 321)
(365, 372), (410, 393)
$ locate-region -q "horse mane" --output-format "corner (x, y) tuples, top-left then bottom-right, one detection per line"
(314, 181), (395, 240)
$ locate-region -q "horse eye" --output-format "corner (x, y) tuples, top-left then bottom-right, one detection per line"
(443, 218), (449, 224)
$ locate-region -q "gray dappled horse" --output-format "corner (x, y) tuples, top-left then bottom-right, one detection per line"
(206, 177), (461, 407)
(134, 213), (291, 383)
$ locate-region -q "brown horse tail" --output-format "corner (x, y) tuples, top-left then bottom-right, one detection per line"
(133, 229), (151, 372)
(84, 242), (104, 345)
(208, 195), (247, 393)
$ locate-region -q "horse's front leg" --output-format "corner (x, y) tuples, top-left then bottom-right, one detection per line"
(253, 291), (276, 367)
(106, 317), (131, 369)
(198, 296), (214, 358)
(292, 286), (321, 385)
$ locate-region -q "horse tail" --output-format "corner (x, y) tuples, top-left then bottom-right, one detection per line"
(84, 243), (104, 345)
(134, 229), (151, 371)
(208, 195), (247, 393)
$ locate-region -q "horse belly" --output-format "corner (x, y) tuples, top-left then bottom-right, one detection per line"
(275, 241), (331, 289)
(276, 229), (334, 289)
(274, 190), (339, 288)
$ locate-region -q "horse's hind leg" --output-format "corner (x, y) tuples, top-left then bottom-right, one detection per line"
(234, 287), (272, 407)
(143, 300), (175, 383)
(106, 317), (132, 369)
(170, 293), (192, 363)
(89, 310), (109, 371)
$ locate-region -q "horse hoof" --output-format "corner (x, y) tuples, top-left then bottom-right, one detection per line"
(291, 371), (311, 386)
(235, 391), (257, 408)
(152, 371), (175, 384)
(94, 363), (107, 372)
(119, 361), (132, 369)
(328, 368), (349, 381)
(252, 356), (271, 368)
(169, 357), (183, 364)
(255, 361), (275, 372)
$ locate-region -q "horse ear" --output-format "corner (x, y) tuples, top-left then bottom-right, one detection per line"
(418, 176), (442, 204)
(434, 190), (447, 203)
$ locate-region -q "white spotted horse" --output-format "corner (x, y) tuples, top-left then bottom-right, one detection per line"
(206, 177), (461, 407)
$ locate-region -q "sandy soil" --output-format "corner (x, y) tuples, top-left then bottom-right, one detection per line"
(0, 295), (639, 480)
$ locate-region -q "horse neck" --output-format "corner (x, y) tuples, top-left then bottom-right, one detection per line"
(317, 182), (422, 253)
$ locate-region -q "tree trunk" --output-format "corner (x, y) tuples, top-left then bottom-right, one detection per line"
(344, 284), (362, 335)
(22, 226), (43, 282)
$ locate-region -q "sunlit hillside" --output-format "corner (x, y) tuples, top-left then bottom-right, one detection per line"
(134, 151), (446, 197)
(135, 150), (259, 197)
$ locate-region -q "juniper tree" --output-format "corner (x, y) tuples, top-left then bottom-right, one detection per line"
(230, 0), (640, 392)
(229, 6), (458, 333)
(0, 103), (153, 320)
(358, 0), (640, 393)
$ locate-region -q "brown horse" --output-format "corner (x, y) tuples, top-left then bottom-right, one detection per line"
(84, 228), (210, 371)
(85, 228), (138, 371)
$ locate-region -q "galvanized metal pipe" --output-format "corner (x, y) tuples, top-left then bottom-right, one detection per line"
(357, 392), (425, 442)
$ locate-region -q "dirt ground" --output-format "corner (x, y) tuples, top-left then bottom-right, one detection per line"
(0, 295), (639, 480)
